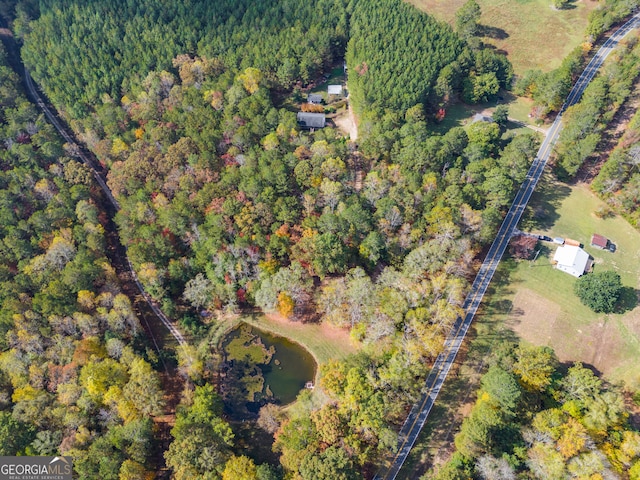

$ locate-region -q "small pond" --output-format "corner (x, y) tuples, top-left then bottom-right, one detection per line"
(222, 323), (317, 411)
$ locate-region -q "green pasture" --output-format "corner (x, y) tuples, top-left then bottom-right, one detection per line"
(408, 0), (598, 75)
(508, 176), (640, 383)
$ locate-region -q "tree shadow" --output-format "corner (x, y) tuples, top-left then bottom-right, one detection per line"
(479, 42), (510, 57)
(479, 24), (509, 40)
(230, 419), (282, 465)
(616, 286), (638, 313)
(519, 176), (572, 231)
(556, 360), (602, 377)
(558, 0), (578, 10)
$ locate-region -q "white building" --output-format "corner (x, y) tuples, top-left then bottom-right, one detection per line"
(553, 245), (591, 278)
(328, 84), (343, 95)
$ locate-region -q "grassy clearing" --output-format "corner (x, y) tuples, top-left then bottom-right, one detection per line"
(432, 97), (539, 136)
(507, 177), (640, 386)
(310, 65), (347, 102)
(407, 0), (598, 75)
(431, 102), (478, 133)
(239, 313), (358, 367)
(508, 95), (537, 124)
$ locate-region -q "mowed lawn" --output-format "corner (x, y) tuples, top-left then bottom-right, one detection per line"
(482, 177), (640, 387)
(239, 313), (358, 367)
(407, 0), (599, 75)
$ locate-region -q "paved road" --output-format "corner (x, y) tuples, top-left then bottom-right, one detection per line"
(375, 11), (640, 480)
(23, 68), (189, 352)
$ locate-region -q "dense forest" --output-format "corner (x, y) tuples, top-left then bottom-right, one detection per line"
(2, 0), (638, 478)
(0, 43), (165, 477)
(430, 343), (640, 480)
(1, 0), (538, 476)
(346, 0), (512, 116)
(13, 0), (349, 116)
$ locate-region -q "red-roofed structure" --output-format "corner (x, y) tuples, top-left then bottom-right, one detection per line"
(591, 234), (608, 249)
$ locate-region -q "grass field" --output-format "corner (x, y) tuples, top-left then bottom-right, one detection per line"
(408, 0), (599, 75)
(310, 65), (347, 102)
(495, 178), (640, 386)
(239, 312), (358, 368)
(433, 97), (540, 136)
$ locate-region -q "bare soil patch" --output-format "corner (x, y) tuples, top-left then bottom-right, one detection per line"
(506, 288), (562, 345)
(506, 288), (632, 376)
(264, 312), (354, 345)
(333, 102), (358, 140)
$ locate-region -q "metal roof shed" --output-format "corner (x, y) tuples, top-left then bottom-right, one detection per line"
(591, 234), (608, 249)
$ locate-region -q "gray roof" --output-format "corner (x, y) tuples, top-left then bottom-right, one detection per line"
(297, 112), (326, 129)
(471, 113), (494, 123)
(328, 85), (343, 95)
(308, 94), (323, 104)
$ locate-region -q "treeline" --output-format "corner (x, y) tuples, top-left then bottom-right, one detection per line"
(553, 33), (640, 179)
(0, 43), (165, 478)
(514, 44), (588, 118)
(592, 96), (640, 228)
(16, 0), (515, 121)
(346, 0), (512, 116)
(430, 343), (640, 480)
(586, 0), (640, 40)
(15, 0), (349, 116)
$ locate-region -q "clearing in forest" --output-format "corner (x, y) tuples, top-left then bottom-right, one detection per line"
(240, 312), (359, 368)
(407, 0), (599, 75)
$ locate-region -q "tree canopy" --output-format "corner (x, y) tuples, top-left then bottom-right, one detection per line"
(346, 0), (511, 116)
(20, 0), (349, 117)
(0, 0), (545, 477)
(574, 270), (623, 313)
(0, 41), (160, 478)
(431, 345), (640, 480)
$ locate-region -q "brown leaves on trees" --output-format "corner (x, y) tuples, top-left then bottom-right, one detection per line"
(509, 235), (538, 260)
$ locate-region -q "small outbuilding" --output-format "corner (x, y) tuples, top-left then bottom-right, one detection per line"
(591, 233), (609, 250)
(553, 245), (591, 278)
(471, 113), (494, 124)
(307, 94), (323, 104)
(328, 84), (343, 95)
(297, 112), (326, 129)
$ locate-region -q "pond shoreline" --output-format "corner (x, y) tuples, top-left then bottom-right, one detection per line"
(236, 312), (357, 378)
(220, 322), (317, 412)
